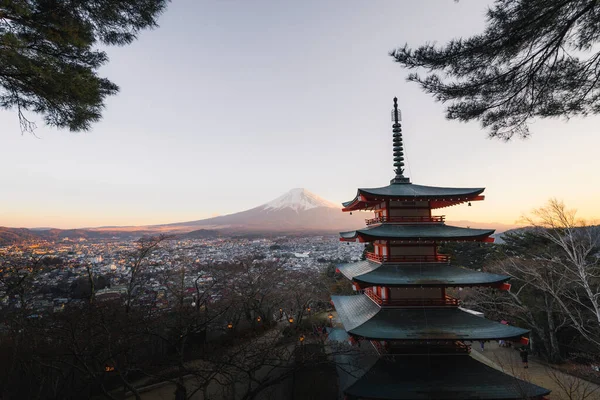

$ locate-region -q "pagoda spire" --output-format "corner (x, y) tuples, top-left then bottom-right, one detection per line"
(390, 97), (410, 184)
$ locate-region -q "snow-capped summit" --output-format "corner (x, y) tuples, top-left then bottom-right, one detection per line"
(263, 188), (340, 212)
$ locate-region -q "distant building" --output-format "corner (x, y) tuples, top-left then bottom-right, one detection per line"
(95, 286), (126, 302)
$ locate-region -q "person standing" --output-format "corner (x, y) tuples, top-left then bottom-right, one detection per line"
(520, 347), (529, 369)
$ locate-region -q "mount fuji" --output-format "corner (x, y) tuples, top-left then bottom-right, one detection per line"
(160, 188), (364, 233)
(0, 188), (522, 244)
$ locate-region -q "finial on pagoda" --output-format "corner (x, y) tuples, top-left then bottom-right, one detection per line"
(390, 97), (410, 184)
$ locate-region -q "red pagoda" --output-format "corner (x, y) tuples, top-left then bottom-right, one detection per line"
(329, 98), (550, 399)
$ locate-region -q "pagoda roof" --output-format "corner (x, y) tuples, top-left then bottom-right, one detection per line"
(332, 294), (528, 340)
(342, 183), (485, 211)
(337, 260), (510, 287)
(339, 224), (495, 242)
(342, 354), (551, 399)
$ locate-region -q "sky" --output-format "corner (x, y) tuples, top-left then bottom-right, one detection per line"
(1, 0), (600, 229)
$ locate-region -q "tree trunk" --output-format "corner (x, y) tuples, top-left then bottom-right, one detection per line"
(544, 293), (562, 362)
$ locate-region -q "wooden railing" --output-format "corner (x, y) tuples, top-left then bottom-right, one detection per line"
(364, 288), (459, 307)
(365, 215), (445, 226)
(365, 252), (450, 263)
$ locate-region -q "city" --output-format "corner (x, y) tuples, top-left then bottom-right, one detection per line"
(0, 235), (363, 316)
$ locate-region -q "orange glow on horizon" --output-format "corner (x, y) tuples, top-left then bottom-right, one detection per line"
(2, 193), (599, 230)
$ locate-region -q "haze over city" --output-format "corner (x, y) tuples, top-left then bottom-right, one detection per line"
(2, 0), (599, 229)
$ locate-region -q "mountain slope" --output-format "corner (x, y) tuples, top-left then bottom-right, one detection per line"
(0, 227), (38, 244)
(161, 188), (364, 232)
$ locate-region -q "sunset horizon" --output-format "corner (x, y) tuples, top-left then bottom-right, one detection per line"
(3, 1), (600, 231)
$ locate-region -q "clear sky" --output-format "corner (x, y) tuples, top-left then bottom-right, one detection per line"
(1, 0), (599, 229)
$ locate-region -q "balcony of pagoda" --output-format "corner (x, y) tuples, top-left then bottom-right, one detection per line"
(365, 252), (450, 264)
(363, 288), (460, 308)
(365, 215), (446, 226)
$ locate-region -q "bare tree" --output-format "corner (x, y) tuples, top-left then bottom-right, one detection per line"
(497, 244), (569, 361)
(150, 258), (234, 400)
(212, 258), (288, 327)
(524, 199), (600, 348)
(0, 235), (174, 400)
(281, 268), (331, 327)
(0, 245), (343, 399)
(0, 253), (60, 310)
(124, 234), (171, 314)
(547, 366), (600, 400)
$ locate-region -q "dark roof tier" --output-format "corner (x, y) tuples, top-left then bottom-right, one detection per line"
(340, 224), (495, 242)
(342, 183), (485, 211)
(332, 294), (528, 340)
(337, 260), (510, 287)
(341, 354), (551, 400)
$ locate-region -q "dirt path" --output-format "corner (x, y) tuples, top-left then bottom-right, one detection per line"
(472, 341), (600, 400)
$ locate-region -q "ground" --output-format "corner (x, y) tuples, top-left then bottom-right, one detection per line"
(472, 341), (600, 400)
(124, 314), (600, 400)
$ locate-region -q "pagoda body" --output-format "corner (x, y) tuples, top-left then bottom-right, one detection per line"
(330, 98), (550, 400)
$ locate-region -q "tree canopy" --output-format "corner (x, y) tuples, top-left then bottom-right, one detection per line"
(0, 0), (168, 133)
(391, 0), (600, 140)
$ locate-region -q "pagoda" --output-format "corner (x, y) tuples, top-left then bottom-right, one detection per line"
(329, 98), (550, 399)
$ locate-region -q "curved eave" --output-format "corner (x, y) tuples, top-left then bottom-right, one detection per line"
(337, 260), (382, 280)
(337, 261), (510, 288)
(341, 185), (485, 212)
(430, 197), (484, 209)
(360, 184), (485, 198)
(350, 309), (529, 341)
(342, 355), (551, 400)
(332, 295), (529, 341)
(339, 224), (495, 243)
(342, 193), (379, 212)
